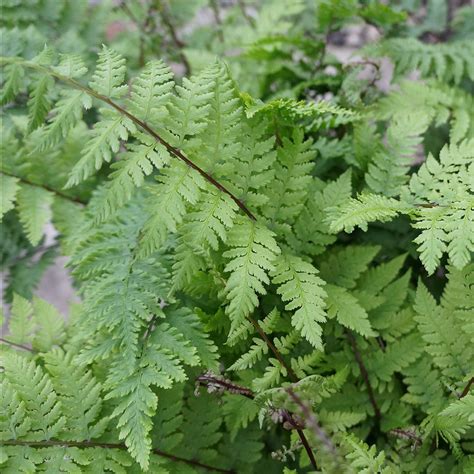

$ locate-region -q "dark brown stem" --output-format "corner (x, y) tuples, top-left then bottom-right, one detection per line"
(245, 316), (317, 468)
(196, 373), (318, 470)
(345, 330), (381, 420)
(196, 372), (254, 399)
(6, 59), (256, 221)
(1, 440), (233, 473)
(158, 1), (191, 75)
(1, 170), (86, 205)
(286, 387), (338, 468)
(237, 0), (255, 27)
(389, 428), (422, 447)
(209, 0), (225, 42)
(460, 377), (474, 398)
(0, 337), (35, 353)
(247, 315), (297, 382)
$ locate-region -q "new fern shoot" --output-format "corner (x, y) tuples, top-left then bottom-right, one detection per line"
(1, 1), (473, 473)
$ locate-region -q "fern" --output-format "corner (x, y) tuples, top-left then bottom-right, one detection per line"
(16, 184), (53, 246)
(1, 4), (473, 472)
(224, 218), (280, 341)
(272, 253), (327, 348)
(0, 174), (19, 218)
(365, 38), (474, 84)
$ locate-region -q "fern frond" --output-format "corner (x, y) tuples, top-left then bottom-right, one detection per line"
(319, 245), (380, 289)
(408, 140), (474, 272)
(89, 46), (127, 98)
(0, 63), (24, 104)
(166, 307), (220, 370)
(27, 74), (54, 132)
(138, 161), (205, 256)
(365, 38), (474, 84)
(165, 65), (214, 147)
(325, 284), (375, 337)
(342, 434), (390, 473)
(172, 189), (238, 290)
(327, 193), (404, 233)
(2, 353), (66, 440)
(0, 174), (19, 219)
(35, 89), (92, 151)
(272, 253), (327, 349)
(231, 118), (276, 209)
(245, 97), (359, 129)
(97, 137), (171, 221)
(414, 277), (472, 382)
(263, 129), (315, 227)
(16, 184), (53, 245)
(66, 108), (135, 187)
(198, 62), (242, 174)
(224, 218), (280, 340)
(42, 348), (107, 441)
(365, 113), (429, 196)
(293, 171), (352, 256)
(127, 59), (174, 126)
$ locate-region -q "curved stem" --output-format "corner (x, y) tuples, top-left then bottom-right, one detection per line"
(0, 337), (35, 353)
(1, 169), (86, 205)
(1, 440), (234, 473)
(1, 57), (256, 221)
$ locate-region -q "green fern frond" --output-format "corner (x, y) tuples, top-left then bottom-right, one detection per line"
(231, 119), (276, 209)
(272, 253), (327, 348)
(414, 275), (472, 382)
(0, 174), (19, 218)
(327, 193), (405, 233)
(97, 138), (171, 221)
(27, 74), (54, 132)
(326, 284), (375, 337)
(342, 434), (390, 474)
(35, 89), (92, 151)
(127, 59), (174, 126)
(224, 218), (280, 340)
(16, 184), (53, 245)
(408, 140), (474, 272)
(138, 161), (205, 256)
(1, 353), (66, 440)
(43, 348), (108, 441)
(172, 189), (238, 291)
(263, 129), (315, 227)
(66, 108), (135, 187)
(89, 46), (128, 98)
(365, 38), (474, 84)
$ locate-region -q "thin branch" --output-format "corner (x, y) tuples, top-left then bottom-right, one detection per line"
(1, 170), (86, 205)
(196, 372), (318, 470)
(196, 372), (254, 399)
(0, 337), (35, 353)
(2, 58), (256, 221)
(237, 0), (256, 28)
(460, 377), (474, 398)
(158, 1), (191, 75)
(389, 428), (422, 448)
(247, 315), (297, 382)
(286, 387), (339, 468)
(209, 0), (225, 42)
(0, 440), (233, 473)
(345, 330), (381, 420)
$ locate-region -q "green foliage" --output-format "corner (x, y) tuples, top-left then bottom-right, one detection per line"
(1, 1), (473, 472)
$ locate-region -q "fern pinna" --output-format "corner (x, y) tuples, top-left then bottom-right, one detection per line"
(1, 1), (474, 472)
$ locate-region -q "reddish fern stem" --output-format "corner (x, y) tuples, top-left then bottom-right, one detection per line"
(0, 440), (233, 473)
(345, 330), (381, 420)
(0, 337), (35, 353)
(460, 377), (474, 398)
(7, 59), (256, 221)
(1, 170), (86, 205)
